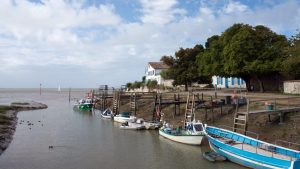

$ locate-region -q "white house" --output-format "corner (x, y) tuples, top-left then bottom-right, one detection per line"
(145, 62), (173, 87)
(212, 76), (246, 89)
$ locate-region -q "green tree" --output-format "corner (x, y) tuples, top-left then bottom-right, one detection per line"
(146, 80), (158, 91)
(198, 23), (288, 92)
(283, 31), (300, 78)
(126, 82), (132, 90)
(161, 44), (207, 91)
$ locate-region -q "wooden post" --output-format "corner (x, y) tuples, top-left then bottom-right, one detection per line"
(211, 96), (214, 123)
(68, 88), (71, 103)
(40, 83), (42, 96)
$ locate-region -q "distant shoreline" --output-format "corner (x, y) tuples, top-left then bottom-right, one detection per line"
(0, 102), (47, 155)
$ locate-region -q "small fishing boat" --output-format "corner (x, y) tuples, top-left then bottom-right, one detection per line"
(205, 126), (300, 169)
(114, 112), (136, 123)
(202, 151), (226, 162)
(159, 120), (205, 145)
(73, 98), (93, 111)
(100, 108), (113, 119)
(119, 118), (146, 130)
(144, 121), (161, 130)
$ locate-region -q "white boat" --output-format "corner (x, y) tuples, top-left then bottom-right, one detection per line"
(144, 121), (161, 130)
(114, 112), (136, 123)
(159, 121), (205, 145)
(100, 108), (113, 119)
(119, 118), (146, 130)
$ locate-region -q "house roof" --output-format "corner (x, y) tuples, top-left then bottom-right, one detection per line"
(148, 62), (169, 69)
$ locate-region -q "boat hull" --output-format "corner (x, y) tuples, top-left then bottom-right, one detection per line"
(205, 126), (300, 169)
(159, 129), (204, 145)
(114, 116), (136, 123)
(73, 104), (93, 111)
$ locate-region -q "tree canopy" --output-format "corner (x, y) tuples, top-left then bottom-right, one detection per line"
(160, 44), (210, 91)
(283, 31), (300, 78)
(197, 23), (289, 92)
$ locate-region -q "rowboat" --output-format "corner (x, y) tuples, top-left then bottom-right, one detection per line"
(159, 121), (205, 145)
(205, 126), (300, 169)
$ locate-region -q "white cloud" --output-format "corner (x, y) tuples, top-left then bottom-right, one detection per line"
(139, 0), (186, 25)
(223, 1), (248, 14)
(0, 0), (300, 87)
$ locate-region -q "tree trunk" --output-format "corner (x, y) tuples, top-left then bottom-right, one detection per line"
(185, 82), (188, 91)
(255, 76), (265, 93)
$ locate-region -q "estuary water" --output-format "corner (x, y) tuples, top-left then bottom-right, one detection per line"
(0, 89), (244, 169)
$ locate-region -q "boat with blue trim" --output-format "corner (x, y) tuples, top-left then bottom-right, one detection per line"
(205, 125), (300, 169)
(159, 120), (205, 145)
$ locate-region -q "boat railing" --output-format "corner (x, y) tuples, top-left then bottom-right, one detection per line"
(217, 125), (259, 139)
(275, 139), (300, 160)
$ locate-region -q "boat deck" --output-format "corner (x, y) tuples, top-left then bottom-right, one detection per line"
(215, 136), (296, 161)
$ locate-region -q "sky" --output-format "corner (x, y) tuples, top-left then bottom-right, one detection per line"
(0, 0), (300, 88)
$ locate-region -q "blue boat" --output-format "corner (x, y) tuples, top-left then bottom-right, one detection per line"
(205, 126), (300, 169)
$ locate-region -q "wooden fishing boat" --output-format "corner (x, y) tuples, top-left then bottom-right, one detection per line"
(205, 126), (300, 169)
(100, 108), (113, 119)
(159, 121), (205, 145)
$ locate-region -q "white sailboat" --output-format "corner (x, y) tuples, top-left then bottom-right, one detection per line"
(58, 85), (61, 92)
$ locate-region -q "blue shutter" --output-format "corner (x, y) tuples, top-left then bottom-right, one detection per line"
(232, 77), (234, 85)
(221, 78), (223, 85)
(216, 77), (219, 85)
(238, 78), (241, 85)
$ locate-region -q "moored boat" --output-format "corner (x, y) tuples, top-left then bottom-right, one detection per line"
(73, 98), (93, 111)
(159, 121), (205, 145)
(144, 120), (161, 130)
(100, 108), (113, 119)
(114, 112), (136, 123)
(205, 126), (300, 169)
(119, 118), (146, 130)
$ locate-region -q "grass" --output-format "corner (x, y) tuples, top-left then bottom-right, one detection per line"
(0, 105), (13, 114)
(11, 102), (30, 105)
(0, 114), (12, 125)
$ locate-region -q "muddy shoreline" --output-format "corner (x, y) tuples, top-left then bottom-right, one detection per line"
(0, 102), (47, 155)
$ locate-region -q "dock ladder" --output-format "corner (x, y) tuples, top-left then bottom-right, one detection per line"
(113, 91), (120, 115)
(185, 93), (195, 128)
(233, 99), (249, 135)
(130, 93), (137, 115)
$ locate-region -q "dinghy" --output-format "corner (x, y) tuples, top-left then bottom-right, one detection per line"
(205, 126), (300, 169)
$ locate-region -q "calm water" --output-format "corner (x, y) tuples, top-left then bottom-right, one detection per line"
(0, 89), (244, 169)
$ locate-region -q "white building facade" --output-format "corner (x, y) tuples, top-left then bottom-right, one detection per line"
(145, 62), (173, 87)
(212, 76), (246, 89)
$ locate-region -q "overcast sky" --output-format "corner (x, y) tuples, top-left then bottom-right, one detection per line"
(0, 0), (299, 88)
